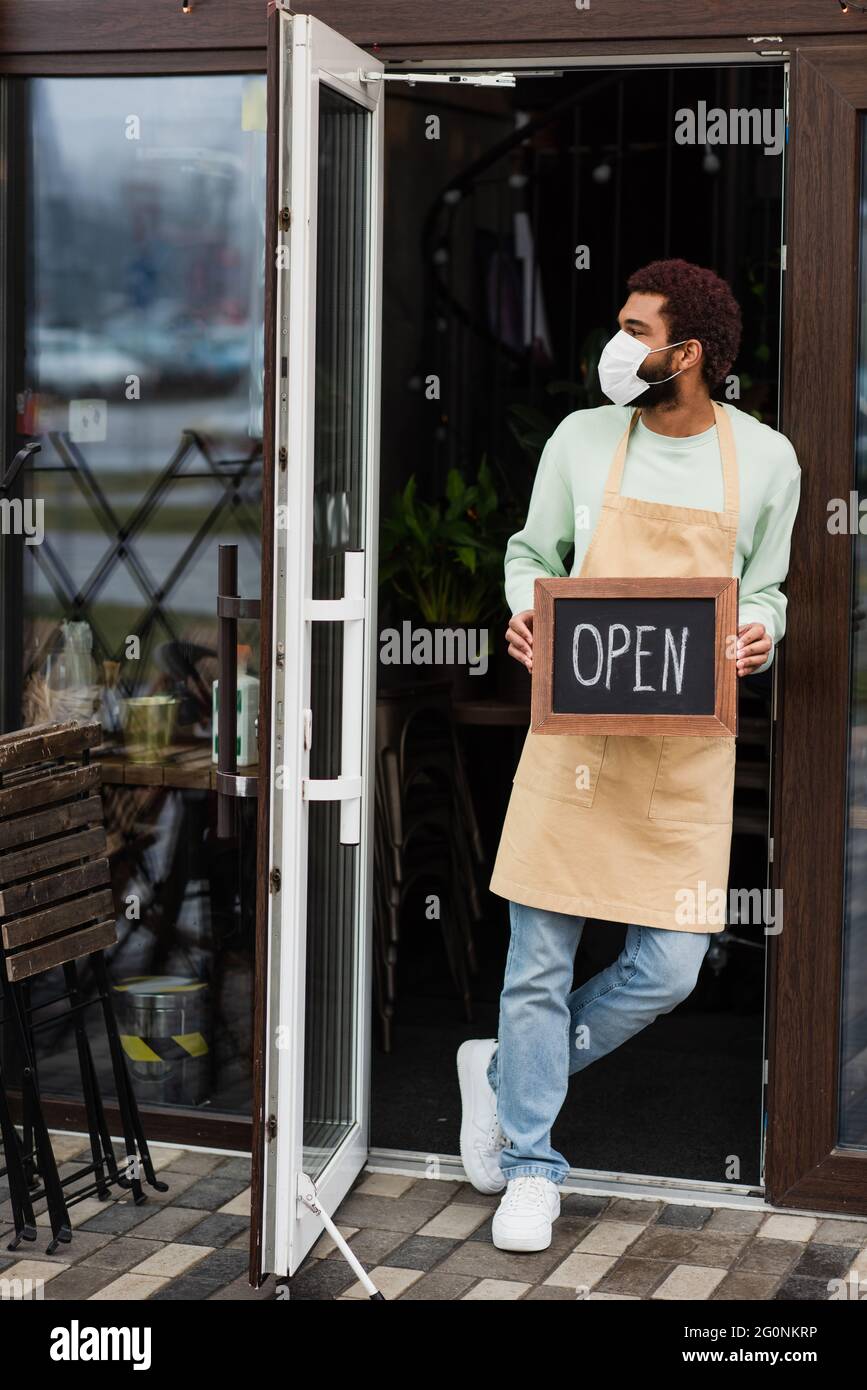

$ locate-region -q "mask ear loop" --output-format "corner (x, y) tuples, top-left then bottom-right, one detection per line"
(641, 338), (693, 385)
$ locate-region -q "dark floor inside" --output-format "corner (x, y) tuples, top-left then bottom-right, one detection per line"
(371, 832), (765, 1187)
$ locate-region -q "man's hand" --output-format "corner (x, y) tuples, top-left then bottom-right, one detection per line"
(737, 622), (771, 676)
(507, 612), (770, 676)
(506, 609), (534, 672)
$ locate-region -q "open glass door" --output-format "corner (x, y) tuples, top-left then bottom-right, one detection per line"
(252, 5), (383, 1280)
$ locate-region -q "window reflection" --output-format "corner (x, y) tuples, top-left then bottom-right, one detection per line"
(841, 125), (867, 1149)
(11, 73), (266, 1117)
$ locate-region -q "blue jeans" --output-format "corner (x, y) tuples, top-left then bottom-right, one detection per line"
(485, 900), (711, 1185)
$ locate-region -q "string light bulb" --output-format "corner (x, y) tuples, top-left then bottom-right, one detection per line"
(703, 144), (721, 174)
(182, 1), (193, 12)
(838, 0), (867, 12)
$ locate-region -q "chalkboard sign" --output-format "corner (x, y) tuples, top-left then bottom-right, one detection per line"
(531, 577), (738, 737)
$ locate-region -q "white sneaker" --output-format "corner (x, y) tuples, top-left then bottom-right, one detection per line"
(492, 1175), (561, 1252)
(457, 1039), (506, 1194)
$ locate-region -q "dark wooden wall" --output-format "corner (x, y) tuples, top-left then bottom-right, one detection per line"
(0, 0), (865, 56)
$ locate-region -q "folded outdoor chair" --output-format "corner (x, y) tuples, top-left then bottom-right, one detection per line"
(0, 719), (166, 1254)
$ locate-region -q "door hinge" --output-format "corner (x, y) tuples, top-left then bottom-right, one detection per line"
(768, 836), (774, 864)
(270, 867), (282, 893)
(278, 206), (291, 231)
(780, 244), (787, 271)
(266, 1114), (278, 1141)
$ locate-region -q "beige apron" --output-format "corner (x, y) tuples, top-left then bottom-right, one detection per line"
(489, 399), (739, 934)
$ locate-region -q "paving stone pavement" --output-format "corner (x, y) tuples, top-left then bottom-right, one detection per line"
(0, 1143), (270, 1302)
(302, 1171), (867, 1301)
(3, 1147), (867, 1300)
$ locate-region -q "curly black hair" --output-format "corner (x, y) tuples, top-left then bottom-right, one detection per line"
(625, 258), (742, 390)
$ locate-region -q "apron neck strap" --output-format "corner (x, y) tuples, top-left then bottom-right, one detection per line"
(605, 399), (739, 516)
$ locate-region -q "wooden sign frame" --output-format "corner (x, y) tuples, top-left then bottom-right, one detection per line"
(531, 576), (739, 737)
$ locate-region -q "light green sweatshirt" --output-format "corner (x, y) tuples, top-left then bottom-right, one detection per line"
(504, 402), (801, 674)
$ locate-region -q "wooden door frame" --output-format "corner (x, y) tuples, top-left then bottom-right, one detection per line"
(767, 46), (867, 1213)
(248, 2), (280, 1289)
(0, 0), (866, 54)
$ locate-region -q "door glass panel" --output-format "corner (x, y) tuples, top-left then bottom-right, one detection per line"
(303, 85), (370, 1177)
(4, 73), (266, 1117)
(841, 116), (867, 1148)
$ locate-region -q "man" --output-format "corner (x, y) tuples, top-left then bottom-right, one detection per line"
(457, 258), (801, 1253)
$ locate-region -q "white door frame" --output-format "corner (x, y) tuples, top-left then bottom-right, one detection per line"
(261, 6), (384, 1279)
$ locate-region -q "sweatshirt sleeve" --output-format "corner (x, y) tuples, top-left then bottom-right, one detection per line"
(504, 424), (576, 615)
(738, 461), (801, 675)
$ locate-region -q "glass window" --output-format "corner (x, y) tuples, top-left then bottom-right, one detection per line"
(304, 85), (371, 1176)
(5, 73), (266, 1117)
(841, 118), (867, 1149)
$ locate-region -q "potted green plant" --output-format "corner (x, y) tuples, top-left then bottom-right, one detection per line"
(378, 458), (514, 699)
(506, 327), (610, 468)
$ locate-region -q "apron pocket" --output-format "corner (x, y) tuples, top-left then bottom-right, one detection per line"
(648, 736), (736, 825)
(513, 732), (608, 809)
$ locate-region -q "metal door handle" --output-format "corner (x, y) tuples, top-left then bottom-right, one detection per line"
(216, 544), (261, 838)
(302, 550), (365, 845)
(1, 441), (41, 493)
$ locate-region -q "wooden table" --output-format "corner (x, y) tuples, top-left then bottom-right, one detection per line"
(452, 699), (530, 727)
(96, 741), (257, 791)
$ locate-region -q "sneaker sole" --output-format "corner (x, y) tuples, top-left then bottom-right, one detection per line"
(457, 1041), (506, 1195)
(492, 1197), (560, 1252)
(491, 1223), (554, 1253)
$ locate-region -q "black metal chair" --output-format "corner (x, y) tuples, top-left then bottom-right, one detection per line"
(373, 684), (485, 1050)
